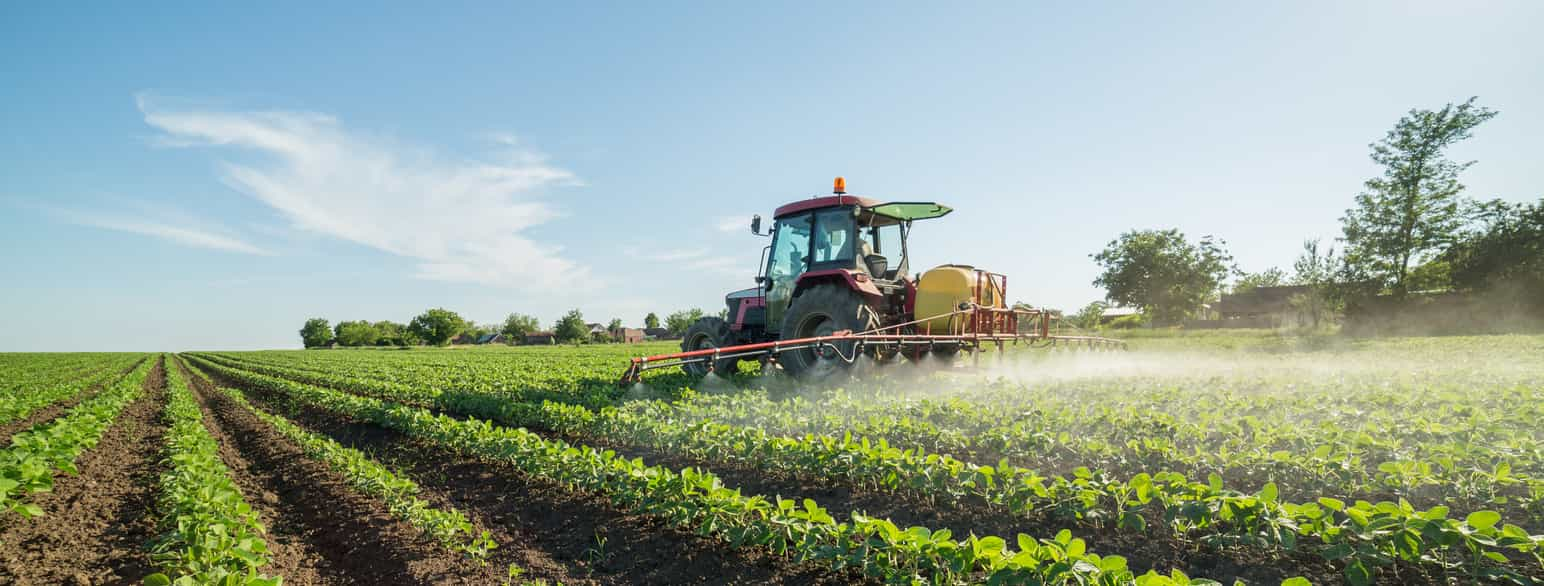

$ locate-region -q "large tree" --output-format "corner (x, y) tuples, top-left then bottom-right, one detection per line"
(1288, 239), (1342, 329)
(372, 320), (407, 346)
(299, 318), (333, 348)
(553, 309), (588, 344)
(408, 308), (467, 346)
(1091, 229), (1233, 325)
(1340, 98), (1497, 298)
(1445, 197), (1544, 294)
(334, 320), (380, 347)
(665, 308), (705, 335)
(1231, 267), (1285, 295)
(500, 313), (540, 342)
(643, 312), (661, 330)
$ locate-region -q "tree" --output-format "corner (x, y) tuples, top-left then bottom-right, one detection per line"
(1070, 301), (1108, 330)
(334, 320), (380, 347)
(1288, 239), (1341, 329)
(665, 308), (705, 335)
(606, 318), (623, 334)
(1445, 197), (1544, 292)
(1091, 229), (1233, 325)
(1340, 98), (1498, 298)
(299, 318), (333, 348)
(644, 312), (660, 330)
(500, 313), (540, 343)
(372, 320), (407, 346)
(1231, 268), (1286, 295)
(408, 308), (467, 346)
(554, 309), (588, 344)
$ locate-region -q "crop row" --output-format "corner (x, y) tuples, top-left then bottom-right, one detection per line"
(182, 360), (497, 560)
(0, 356), (138, 426)
(201, 348), (1544, 527)
(214, 351), (1542, 585)
(0, 355), (152, 519)
(145, 358), (279, 586)
(187, 355), (1188, 586)
(633, 383), (1544, 529)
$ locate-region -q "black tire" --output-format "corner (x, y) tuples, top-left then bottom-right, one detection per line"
(681, 317), (739, 377)
(778, 284), (880, 382)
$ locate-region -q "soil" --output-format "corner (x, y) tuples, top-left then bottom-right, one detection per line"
(0, 356), (166, 586)
(182, 357), (548, 585)
(196, 363), (866, 585)
(0, 358), (147, 445)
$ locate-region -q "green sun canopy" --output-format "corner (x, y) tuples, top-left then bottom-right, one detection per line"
(867, 201), (953, 221)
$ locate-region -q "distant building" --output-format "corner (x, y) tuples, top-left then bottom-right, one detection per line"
(1214, 285), (1311, 326)
(524, 331), (557, 345)
(451, 333), (477, 345)
(613, 328), (644, 343)
(474, 333), (504, 345)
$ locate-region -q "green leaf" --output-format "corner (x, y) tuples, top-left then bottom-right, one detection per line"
(1280, 578), (1311, 586)
(143, 574), (172, 586)
(1465, 510), (1501, 530)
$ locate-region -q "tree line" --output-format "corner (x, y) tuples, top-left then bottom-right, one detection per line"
(299, 307), (719, 348)
(1078, 97), (1542, 330)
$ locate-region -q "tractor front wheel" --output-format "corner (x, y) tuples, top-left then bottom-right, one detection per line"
(681, 317), (740, 377)
(779, 284), (880, 382)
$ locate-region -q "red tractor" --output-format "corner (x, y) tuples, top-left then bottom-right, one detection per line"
(620, 178), (1121, 385)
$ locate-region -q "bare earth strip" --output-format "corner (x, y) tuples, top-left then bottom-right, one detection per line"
(197, 362), (864, 585)
(0, 356), (165, 586)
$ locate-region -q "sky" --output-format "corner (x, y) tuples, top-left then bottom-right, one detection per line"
(2, 2), (1541, 351)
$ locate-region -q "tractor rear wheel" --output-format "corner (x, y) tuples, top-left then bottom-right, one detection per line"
(779, 284), (880, 382)
(681, 317), (739, 377)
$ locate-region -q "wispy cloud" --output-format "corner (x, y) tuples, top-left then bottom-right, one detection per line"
(136, 93), (589, 289)
(31, 198), (272, 255)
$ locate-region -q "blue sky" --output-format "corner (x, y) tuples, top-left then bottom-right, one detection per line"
(3, 2), (1541, 351)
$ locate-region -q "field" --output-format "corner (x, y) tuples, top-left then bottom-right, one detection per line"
(0, 333), (1540, 585)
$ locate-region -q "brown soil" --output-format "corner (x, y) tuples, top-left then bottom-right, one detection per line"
(182, 357), (551, 585)
(0, 358), (146, 445)
(173, 357), (583, 586)
(0, 356), (166, 586)
(195, 362), (865, 585)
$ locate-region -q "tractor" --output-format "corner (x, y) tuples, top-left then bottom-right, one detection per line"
(618, 178), (1122, 385)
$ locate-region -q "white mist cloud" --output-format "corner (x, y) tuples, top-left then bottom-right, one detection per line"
(137, 94), (590, 289)
(72, 213), (272, 255)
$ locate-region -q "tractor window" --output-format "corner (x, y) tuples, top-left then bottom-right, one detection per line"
(812, 209), (855, 264)
(866, 223), (900, 256)
(767, 214), (812, 280)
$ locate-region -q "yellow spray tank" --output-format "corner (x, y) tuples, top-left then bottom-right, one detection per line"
(914, 264), (1007, 334)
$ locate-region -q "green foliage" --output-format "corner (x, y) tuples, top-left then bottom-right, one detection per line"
(1341, 97), (1498, 298)
(1446, 197), (1544, 294)
(553, 309), (587, 344)
(0, 356), (152, 520)
(372, 321), (408, 346)
(500, 313), (540, 342)
(606, 318), (622, 333)
(299, 318), (332, 348)
(1231, 267), (1285, 295)
(408, 308), (467, 346)
(185, 364), (495, 560)
(333, 320), (380, 347)
(644, 312), (660, 330)
(146, 359), (277, 585)
(664, 308), (704, 336)
(1091, 229), (1234, 325)
(1070, 301), (1107, 330)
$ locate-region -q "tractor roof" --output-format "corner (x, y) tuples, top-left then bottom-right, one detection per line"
(774, 196), (952, 222)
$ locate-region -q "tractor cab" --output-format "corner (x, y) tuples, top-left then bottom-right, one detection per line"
(753, 183), (951, 334)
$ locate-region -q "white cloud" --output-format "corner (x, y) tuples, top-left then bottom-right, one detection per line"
(35, 197), (271, 256)
(137, 94), (589, 289)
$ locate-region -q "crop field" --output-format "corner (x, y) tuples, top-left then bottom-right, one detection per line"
(0, 334), (1540, 585)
